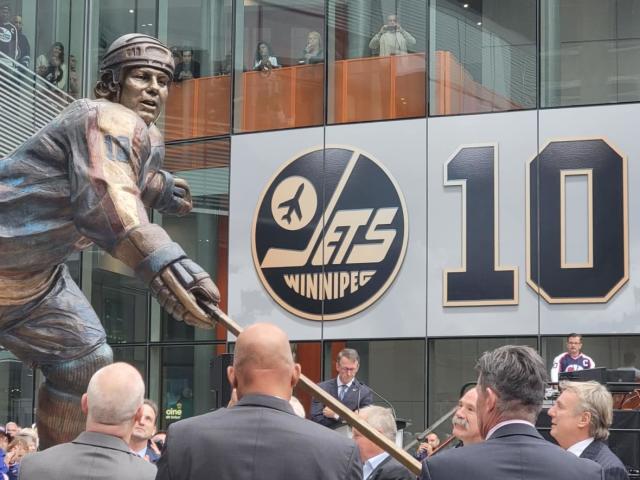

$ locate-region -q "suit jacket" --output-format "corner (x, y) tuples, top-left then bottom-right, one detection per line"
(18, 431), (156, 480)
(580, 440), (629, 480)
(156, 394), (363, 480)
(310, 377), (374, 428)
(368, 455), (415, 480)
(421, 423), (604, 480)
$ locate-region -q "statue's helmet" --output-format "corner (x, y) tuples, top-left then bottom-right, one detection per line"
(100, 33), (174, 84)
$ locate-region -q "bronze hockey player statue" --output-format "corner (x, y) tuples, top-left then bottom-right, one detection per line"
(0, 34), (220, 448)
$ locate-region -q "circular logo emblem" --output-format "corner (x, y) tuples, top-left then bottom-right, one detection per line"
(252, 146), (408, 321)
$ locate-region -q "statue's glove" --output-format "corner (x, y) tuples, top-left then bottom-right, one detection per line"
(143, 170), (193, 216)
(133, 241), (220, 329)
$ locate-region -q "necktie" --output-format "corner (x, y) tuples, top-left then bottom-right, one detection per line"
(339, 384), (347, 401)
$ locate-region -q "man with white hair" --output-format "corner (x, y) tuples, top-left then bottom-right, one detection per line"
(18, 362), (156, 479)
(353, 406), (413, 480)
(549, 381), (628, 480)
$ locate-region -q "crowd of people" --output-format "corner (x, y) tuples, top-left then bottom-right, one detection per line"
(0, 327), (625, 480)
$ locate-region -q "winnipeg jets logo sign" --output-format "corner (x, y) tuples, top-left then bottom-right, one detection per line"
(252, 146), (408, 321)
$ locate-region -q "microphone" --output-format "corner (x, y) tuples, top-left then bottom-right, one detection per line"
(362, 380), (397, 420)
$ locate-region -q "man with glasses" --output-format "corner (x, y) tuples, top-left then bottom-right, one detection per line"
(310, 348), (373, 429)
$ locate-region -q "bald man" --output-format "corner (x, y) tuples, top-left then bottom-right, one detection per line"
(19, 362), (156, 479)
(157, 323), (363, 480)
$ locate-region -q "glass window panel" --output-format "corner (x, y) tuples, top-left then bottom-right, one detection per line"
(89, 0), (157, 89)
(323, 339), (426, 444)
(155, 139), (230, 342)
(430, 0), (536, 115)
(233, 0), (325, 133)
(150, 344), (223, 429)
(87, 254), (149, 344)
(427, 337), (537, 434)
(164, 0), (232, 140)
(112, 346), (148, 383)
(328, 0), (427, 124)
(541, 0), (640, 107)
(292, 341), (321, 418)
(0, 349), (34, 427)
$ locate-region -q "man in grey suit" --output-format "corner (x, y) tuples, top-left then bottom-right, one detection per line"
(549, 381), (629, 480)
(19, 362), (156, 480)
(353, 405), (413, 480)
(421, 345), (604, 480)
(156, 323), (362, 480)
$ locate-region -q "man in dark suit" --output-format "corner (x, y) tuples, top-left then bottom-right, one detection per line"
(19, 363), (156, 480)
(549, 380), (629, 480)
(421, 345), (603, 480)
(353, 405), (413, 480)
(156, 323), (362, 480)
(311, 348), (373, 429)
(128, 399), (161, 463)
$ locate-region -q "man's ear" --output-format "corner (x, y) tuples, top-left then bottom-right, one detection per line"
(81, 393), (89, 416)
(485, 387), (498, 412)
(578, 411), (592, 430)
(227, 366), (238, 389)
(291, 363), (301, 388)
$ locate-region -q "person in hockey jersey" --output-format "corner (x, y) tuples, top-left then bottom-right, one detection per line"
(550, 334), (596, 383)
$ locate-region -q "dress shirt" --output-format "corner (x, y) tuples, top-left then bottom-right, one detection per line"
(567, 438), (594, 457)
(486, 420), (535, 440)
(363, 452), (389, 479)
(136, 445), (148, 458)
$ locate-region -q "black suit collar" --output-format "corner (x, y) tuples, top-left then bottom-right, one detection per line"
(236, 393), (296, 416)
(489, 422), (544, 441)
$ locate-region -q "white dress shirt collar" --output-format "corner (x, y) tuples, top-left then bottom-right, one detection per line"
(363, 451), (389, 479)
(486, 419), (535, 440)
(337, 377), (354, 389)
(567, 438), (594, 457)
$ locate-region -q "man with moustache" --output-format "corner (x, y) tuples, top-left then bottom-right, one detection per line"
(420, 345), (603, 480)
(416, 387), (482, 460)
(549, 381), (628, 480)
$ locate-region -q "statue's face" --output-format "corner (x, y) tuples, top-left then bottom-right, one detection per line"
(119, 66), (170, 125)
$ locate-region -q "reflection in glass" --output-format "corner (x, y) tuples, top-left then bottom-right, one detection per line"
(234, 0), (325, 133)
(0, 349), (34, 427)
(430, 0), (536, 115)
(156, 139), (230, 343)
(112, 346), (147, 383)
(328, 0), (427, 123)
(541, 0), (640, 107)
(88, 249), (148, 344)
(151, 344), (224, 430)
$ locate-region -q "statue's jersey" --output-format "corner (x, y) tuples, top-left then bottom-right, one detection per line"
(0, 99), (164, 304)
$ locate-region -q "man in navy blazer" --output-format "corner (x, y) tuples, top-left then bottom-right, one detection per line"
(421, 346), (604, 480)
(310, 348), (373, 429)
(549, 380), (628, 480)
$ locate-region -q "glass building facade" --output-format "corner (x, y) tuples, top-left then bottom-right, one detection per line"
(1, 0), (640, 446)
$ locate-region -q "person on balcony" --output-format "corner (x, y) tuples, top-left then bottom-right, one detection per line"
(253, 41), (279, 71)
(298, 31), (323, 65)
(369, 14), (416, 56)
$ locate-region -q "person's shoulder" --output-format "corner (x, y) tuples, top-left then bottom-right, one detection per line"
(167, 409), (224, 436)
